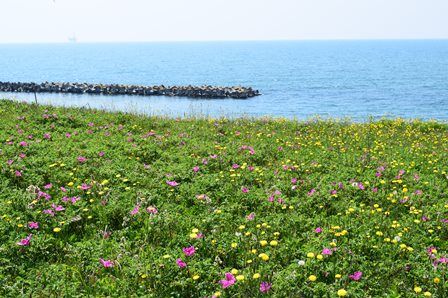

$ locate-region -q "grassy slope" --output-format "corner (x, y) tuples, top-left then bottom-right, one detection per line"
(0, 100), (447, 297)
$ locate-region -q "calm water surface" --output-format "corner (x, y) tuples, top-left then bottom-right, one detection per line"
(0, 40), (447, 120)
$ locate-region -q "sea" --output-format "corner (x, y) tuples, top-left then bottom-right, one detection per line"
(0, 40), (447, 121)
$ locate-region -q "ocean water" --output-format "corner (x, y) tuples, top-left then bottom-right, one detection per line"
(0, 40), (447, 120)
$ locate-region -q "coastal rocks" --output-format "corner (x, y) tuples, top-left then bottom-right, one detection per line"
(0, 81), (260, 99)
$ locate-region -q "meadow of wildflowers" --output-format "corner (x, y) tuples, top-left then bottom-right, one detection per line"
(0, 100), (447, 297)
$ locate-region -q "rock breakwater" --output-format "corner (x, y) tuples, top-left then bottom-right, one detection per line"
(0, 81), (260, 99)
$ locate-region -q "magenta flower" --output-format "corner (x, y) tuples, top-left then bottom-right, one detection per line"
(80, 183), (91, 190)
(166, 180), (179, 187)
(130, 204), (140, 216)
(19, 141), (28, 147)
(260, 281), (272, 293)
(322, 248), (332, 255)
(241, 187), (249, 193)
(176, 258), (187, 268)
(77, 156), (87, 163)
(219, 273), (236, 289)
(99, 258), (114, 268)
(52, 204), (65, 212)
(307, 188), (316, 196)
(358, 183), (365, 190)
(182, 246), (196, 257)
(315, 227), (322, 233)
(28, 222), (39, 229)
(43, 209), (55, 216)
(232, 164), (240, 169)
(17, 234), (32, 246)
(349, 271), (363, 281)
(15, 170), (22, 177)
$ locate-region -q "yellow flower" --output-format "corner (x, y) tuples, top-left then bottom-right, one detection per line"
(214, 292), (221, 297)
(190, 233), (198, 239)
(162, 254), (170, 259)
(423, 292), (432, 297)
(192, 275), (200, 280)
(231, 242), (238, 248)
(316, 254), (323, 260)
(337, 289), (348, 297)
(307, 252), (315, 258)
(192, 228), (199, 233)
(308, 275), (317, 282)
(53, 227), (61, 233)
(414, 286), (422, 293)
(434, 277), (440, 284)
(236, 275), (245, 281)
(253, 273), (261, 279)
(335, 274), (342, 279)
(258, 253), (269, 261)
(231, 268), (239, 275)
(260, 240), (268, 247)
(270, 240), (278, 246)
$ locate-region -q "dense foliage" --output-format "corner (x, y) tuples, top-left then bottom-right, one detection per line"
(0, 100), (447, 297)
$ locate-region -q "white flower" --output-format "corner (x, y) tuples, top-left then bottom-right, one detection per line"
(298, 260), (305, 266)
(394, 236), (401, 242)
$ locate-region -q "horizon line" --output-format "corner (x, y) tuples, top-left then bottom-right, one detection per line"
(1, 37), (448, 45)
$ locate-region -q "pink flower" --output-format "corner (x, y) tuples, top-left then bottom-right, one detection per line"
(15, 170), (22, 177)
(307, 188), (316, 196)
(80, 183), (91, 190)
(146, 206), (158, 214)
(176, 258), (187, 268)
(98, 151), (105, 157)
(241, 187), (249, 193)
(260, 281), (272, 293)
(166, 180), (179, 187)
(19, 141), (28, 147)
(246, 212), (255, 221)
(349, 271), (362, 281)
(220, 273), (236, 289)
(43, 133), (51, 139)
(130, 204), (140, 216)
(99, 258), (114, 268)
(77, 156), (87, 163)
(182, 246), (196, 257)
(65, 133), (71, 138)
(44, 183), (52, 189)
(52, 204), (65, 212)
(358, 183), (365, 190)
(60, 186), (67, 192)
(193, 166), (200, 172)
(315, 227), (322, 233)
(232, 164), (240, 169)
(17, 234), (32, 246)
(43, 209), (55, 216)
(28, 222), (39, 229)
(322, 248), (332, 255)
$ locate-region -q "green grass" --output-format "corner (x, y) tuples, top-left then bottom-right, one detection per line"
(0, 100), (447, 297)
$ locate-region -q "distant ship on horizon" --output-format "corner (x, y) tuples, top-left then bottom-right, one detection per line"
(68, 34), (77, 43)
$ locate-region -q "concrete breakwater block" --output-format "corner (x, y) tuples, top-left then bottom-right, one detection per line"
(0, 81), (260, 99)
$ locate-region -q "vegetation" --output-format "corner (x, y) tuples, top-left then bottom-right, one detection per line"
(0, 100), (447, 297)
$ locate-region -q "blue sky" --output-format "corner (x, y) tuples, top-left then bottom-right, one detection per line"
(1, 0), (447, 43)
